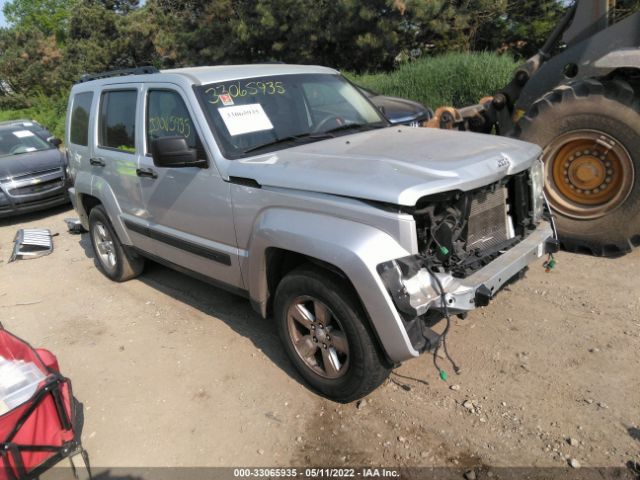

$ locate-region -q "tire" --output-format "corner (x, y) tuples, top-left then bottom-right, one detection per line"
(515, 79), (640, 256)
(274, 266), (390, 403)
(88, 205), (144, 282)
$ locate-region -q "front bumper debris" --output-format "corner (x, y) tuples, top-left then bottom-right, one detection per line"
(9, 229), (54, 261)
(380, 222), (554, 317)
(64, 218), (85, 234)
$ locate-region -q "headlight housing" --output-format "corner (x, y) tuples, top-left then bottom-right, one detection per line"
(529, 158), (545, 223)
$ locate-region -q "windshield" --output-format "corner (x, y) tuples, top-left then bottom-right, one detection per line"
(196, 73), (387, 158)
(0, 128), (53, 158)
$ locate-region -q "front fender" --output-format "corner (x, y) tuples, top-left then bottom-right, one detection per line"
(246, 208), (419, 363)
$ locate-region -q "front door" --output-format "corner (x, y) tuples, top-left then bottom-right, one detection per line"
(133, 85), (243, 290)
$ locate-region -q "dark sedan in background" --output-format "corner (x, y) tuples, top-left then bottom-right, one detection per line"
(0, 123), (68, 218)
(0, 119), (55, 143)
(358, 86), (433, 127)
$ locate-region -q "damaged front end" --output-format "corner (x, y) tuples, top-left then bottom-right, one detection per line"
(378, 160), (559, 352)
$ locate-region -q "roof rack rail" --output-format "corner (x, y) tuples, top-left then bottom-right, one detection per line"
(78, 66), (159, 83)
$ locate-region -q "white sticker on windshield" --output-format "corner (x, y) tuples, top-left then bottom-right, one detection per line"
(218, 104), (273, 136)
(25, 147), (36, 152)
(13, 130), (35, 138)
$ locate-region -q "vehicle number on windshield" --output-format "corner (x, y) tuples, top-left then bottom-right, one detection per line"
(205, 81), (286, 105)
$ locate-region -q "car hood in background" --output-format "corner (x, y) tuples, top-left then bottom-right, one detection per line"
(228, 127), (541, 207)
(370, 94), (433, 124)
(0, 148), (64, 181)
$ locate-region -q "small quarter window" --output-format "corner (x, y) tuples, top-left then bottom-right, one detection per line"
(69, 92), (93, 146)
(99, 90), (137, 153)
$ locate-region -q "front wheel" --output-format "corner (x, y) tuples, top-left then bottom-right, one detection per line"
(274, 266), (390, 403)
(515, 79), (640, 256)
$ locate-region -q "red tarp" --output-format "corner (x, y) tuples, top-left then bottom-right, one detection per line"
(0, 329), (76, 480)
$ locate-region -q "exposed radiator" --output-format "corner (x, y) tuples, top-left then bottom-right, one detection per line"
(466, 187), (511, 252)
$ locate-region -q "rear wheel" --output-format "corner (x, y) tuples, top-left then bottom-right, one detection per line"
(89, 205), (144, 281)
(274, 266), (390, 403)
(515, 79), (640, 256)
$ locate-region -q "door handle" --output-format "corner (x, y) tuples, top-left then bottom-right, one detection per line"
(136, 168), (158, 179)
(89, 157), (105, 167)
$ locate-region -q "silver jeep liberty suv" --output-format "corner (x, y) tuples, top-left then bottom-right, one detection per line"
(65, 64), (556, 402)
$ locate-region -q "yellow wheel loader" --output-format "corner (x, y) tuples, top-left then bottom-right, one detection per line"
(427, 0), (640, 256)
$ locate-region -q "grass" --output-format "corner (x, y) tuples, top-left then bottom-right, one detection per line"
(347, 52), (519, 109)
(0, 94), (68, 139)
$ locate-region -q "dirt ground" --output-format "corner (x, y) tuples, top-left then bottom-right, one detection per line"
(1, 205), (639, 471)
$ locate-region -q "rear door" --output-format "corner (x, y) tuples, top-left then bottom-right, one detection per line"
(94, 86), (141, 215)
(133, 84), (243, 289)
(93, 85), (157, 253)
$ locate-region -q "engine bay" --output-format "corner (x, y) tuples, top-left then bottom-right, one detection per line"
(413, 172), (537, 278)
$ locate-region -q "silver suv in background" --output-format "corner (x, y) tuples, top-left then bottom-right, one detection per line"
(66, 65), (556, 402)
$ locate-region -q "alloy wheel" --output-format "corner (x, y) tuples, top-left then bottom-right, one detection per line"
(286, 296), (350, 379)
(92, 221), (117, 272)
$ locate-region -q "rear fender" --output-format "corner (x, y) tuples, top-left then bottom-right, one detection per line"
(87, 175), (132, 245)
(71, 170), (92, 228)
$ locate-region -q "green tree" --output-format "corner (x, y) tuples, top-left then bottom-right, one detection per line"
(94, 0), (140, 14)
(475, 0), (566, 58)
(230, 0), (341, 66)
(61, 0), (159, 84)
(401, 0), (508, 55)
(145, 0), (235, 67)
(0, 27), (64, 107)
(329, 0), (408, 71)
(2, 0), (80, 40)
(148, 0), (412, 72)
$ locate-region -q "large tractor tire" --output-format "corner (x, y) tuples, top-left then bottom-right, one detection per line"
(515, 78), (640, 256)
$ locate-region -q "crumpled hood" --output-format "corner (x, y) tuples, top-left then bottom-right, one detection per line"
(227, 127), (541, 206)
(0, 148), (64, 181)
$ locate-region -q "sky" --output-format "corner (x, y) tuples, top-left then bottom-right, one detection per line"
(0, 0), (7, 28)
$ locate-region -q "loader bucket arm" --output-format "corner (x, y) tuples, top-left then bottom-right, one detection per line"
(428, 1), (640, 136)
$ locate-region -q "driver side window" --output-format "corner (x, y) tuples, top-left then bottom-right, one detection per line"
(302, 82), (358, 125)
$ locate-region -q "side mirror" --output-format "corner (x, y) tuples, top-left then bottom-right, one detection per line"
(47, 137), (62, 147)
(150, 136), (206, 168)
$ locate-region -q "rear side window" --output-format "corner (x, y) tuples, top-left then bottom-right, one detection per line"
(146, 90), (197, 149)
(70, 92), (93, 146)
(99, 90), (137, 153)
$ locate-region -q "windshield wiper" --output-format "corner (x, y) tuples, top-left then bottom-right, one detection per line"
(242, 123), (386, 155)
(243, 133), (332, 155)
(322, 122), (386, 135)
